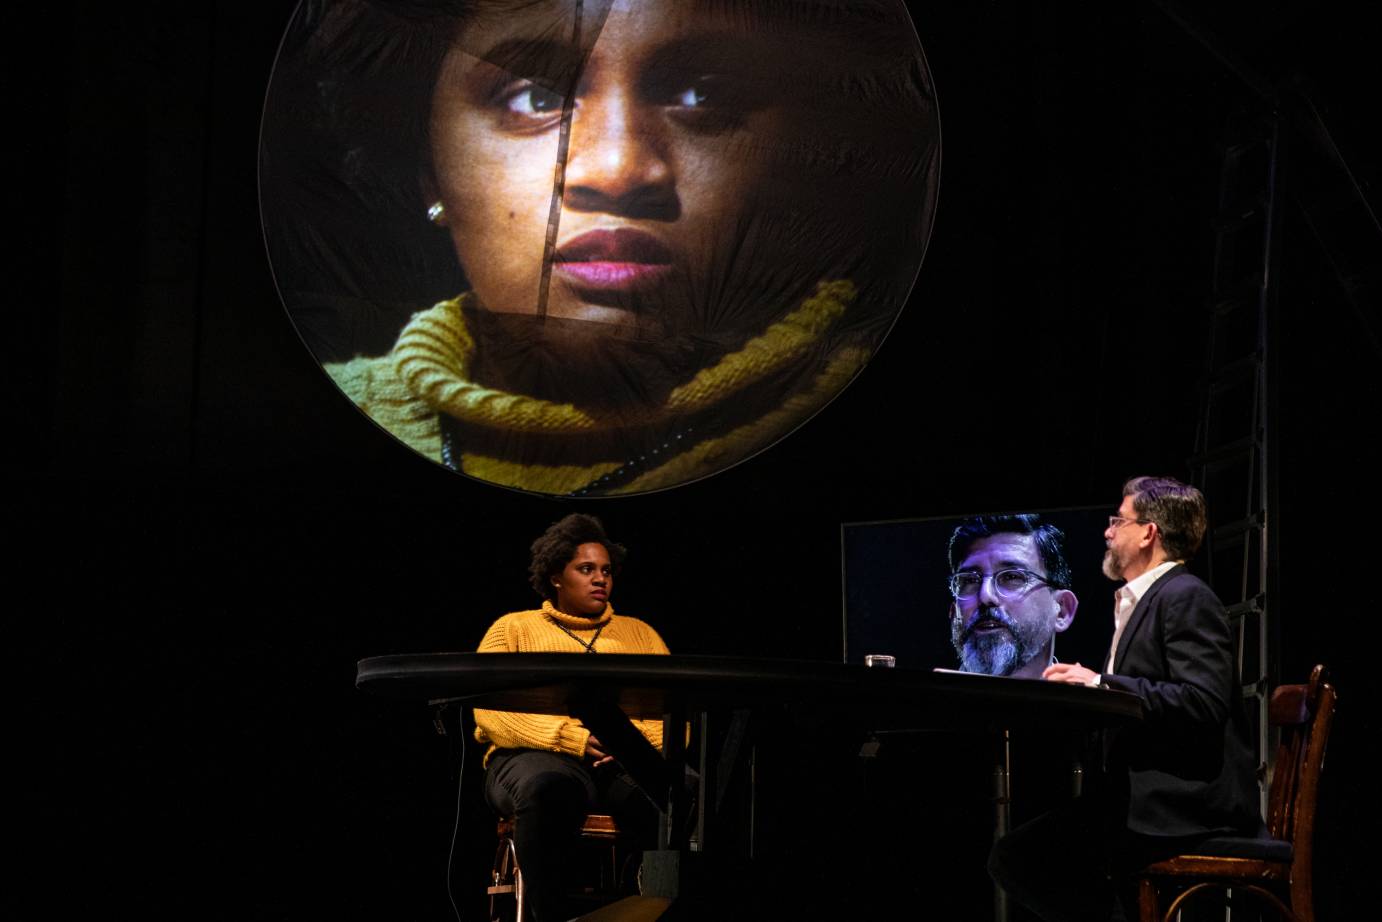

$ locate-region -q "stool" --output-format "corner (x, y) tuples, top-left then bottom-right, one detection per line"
(489, 814), (635, 922)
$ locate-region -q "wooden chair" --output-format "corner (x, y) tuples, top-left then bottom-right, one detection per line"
(489, 814), (633, 922)
(1134, 664), (1337, 922)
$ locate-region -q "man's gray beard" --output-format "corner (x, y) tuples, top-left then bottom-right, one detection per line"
(951, 606), (1050, 677)
(1102, 548), (1123, 581)
(956, 608), (1039, 674)
(957, 629), (1023, 676)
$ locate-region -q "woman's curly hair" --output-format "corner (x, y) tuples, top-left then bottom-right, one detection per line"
(528, 514), (627, 602)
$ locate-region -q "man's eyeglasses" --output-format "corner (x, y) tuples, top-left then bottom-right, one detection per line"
(949, 568), (1062, 601)
(1107, 516), (1150, 530)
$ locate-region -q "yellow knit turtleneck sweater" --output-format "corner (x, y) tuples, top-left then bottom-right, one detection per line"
(472, 601), (669, 763)
(326, 281), (871, 495)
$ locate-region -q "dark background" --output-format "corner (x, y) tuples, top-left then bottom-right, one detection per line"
(16, 1), (1377, 919)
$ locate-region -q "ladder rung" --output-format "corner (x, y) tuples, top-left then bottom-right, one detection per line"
(1212, 514), (1264, 542)
(1225, 596), (1265, 619)
(1210, 294), (1256, 317)
(1213, 204), (1264, 235)
(1220, 132), (1272, 159)
(1205, 354), (1264, 392)
(1190, 436), (1260, 468)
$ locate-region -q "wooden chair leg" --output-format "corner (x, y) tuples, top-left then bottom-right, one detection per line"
(1137, 877), (1160, 922)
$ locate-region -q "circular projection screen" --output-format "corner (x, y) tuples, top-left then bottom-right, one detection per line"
(261, 0), (939, 497)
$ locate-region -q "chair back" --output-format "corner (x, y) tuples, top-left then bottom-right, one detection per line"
(1265, 664), (1337, 915)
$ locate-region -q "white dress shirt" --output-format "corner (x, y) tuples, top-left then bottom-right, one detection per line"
(1105, 559), (1180, 674)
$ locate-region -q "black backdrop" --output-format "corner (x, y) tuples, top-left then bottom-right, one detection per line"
(15, 2), (1378, 919)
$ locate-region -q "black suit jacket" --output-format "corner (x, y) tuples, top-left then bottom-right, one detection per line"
(1100, 565), (1261, 838)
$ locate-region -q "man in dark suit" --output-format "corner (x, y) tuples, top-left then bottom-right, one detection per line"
(989, 476), (1261, 921)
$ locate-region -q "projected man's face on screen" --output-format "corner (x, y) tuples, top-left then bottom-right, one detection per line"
(948, 533), (1077, 679)
(429, 0), (794, 349)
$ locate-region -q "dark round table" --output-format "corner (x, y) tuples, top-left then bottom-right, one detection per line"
(357, 653), (1142, 918)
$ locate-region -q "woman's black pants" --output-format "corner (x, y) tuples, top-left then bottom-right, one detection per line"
(485, 749), (657, 922)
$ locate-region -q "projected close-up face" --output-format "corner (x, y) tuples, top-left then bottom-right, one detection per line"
(261, 0), (939, 496)
(430, 0), (790, 342)
(948, 533), (1076, 678)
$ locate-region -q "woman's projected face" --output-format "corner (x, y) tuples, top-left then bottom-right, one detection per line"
(429, 0), (791, 343)
(261, 0), (937, 493)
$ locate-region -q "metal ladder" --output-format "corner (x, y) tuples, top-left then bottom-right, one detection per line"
(1190, 108), (1283, 818)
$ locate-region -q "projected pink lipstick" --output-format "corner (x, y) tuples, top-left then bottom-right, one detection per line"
(555, 228), (673, 290)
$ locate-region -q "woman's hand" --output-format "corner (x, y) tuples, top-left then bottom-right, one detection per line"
(586, 734), (616, 768)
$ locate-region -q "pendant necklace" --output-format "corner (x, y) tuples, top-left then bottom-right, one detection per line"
(551, 618), (604, 654)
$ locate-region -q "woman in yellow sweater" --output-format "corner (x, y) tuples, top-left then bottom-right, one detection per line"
(475, 514), (669, 921)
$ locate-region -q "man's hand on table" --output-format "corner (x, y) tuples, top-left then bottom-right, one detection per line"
(1043, 662), (1101, 687)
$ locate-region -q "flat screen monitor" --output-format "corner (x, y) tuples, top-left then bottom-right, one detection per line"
(842, 506), (1115, 674)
